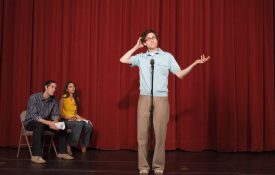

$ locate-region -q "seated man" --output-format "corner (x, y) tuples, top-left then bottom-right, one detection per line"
(24, 80), (74, 164)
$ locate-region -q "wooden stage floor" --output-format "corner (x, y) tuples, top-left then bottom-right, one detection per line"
(0, 148), (275, 174)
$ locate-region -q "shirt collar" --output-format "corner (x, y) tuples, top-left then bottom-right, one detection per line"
(39, 92), (54, 102)
(146, 48), (164, 56)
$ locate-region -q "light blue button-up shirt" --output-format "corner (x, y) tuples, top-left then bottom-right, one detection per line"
(130, 48), (181, 97)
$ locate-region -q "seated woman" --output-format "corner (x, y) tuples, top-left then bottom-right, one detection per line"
(59, 80), (92, 155)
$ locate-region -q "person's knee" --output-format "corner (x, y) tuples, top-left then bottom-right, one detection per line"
(75, 122), (84, 128)
(138, 135), (148, 146)
(138, 140), (148, 147)
(84, 123), (92, 132)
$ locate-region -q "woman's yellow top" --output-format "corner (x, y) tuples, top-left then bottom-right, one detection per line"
(61, 95), (77, 119)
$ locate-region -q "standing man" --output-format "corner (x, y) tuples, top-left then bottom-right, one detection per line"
(24, 80), (74, 164)
(120, 29), (210, 174)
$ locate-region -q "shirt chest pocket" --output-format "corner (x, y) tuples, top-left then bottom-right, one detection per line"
(155, 63), (169, 76)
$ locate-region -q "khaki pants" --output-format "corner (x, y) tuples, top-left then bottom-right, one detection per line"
(137, 95), (169, 171)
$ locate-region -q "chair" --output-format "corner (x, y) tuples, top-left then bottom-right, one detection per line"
(17, 110), (57, 158)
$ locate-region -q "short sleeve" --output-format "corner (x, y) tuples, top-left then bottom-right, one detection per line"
(130, 53), (142, 67)
(168, 53), (181, 74)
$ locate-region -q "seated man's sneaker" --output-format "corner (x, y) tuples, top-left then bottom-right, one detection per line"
(154, 169), (163, 175)
(139, 169), (149, 174)
(31, 156), (46, 164)
(57, 153), (74, 160)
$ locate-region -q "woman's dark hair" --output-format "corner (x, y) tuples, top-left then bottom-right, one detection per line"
(140, 29), (158, 44)
(62, 80), (80, 107)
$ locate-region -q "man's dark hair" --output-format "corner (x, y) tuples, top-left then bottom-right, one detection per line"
(43, 80), (56, 88)
(140, 29), (158, 44)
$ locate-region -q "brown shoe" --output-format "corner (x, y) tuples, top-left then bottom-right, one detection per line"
(31, 156), (46, 164)
(57, 153), (74, 160)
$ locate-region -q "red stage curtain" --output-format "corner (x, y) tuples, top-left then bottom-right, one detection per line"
(0, 0), (274, 151)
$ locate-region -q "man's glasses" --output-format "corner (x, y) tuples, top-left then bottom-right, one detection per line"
(145, 36), (157, 42)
